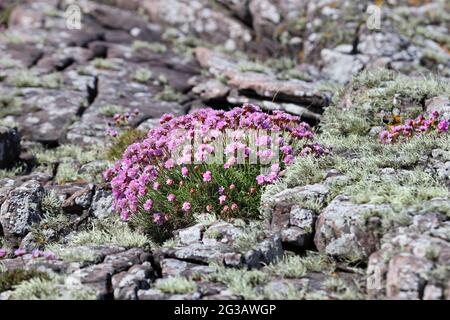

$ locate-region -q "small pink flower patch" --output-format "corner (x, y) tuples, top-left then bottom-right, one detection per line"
(167, 194), (176, 202)
(219, 195), (227, 205)
(14, 248), (26, 257)
(144, 199), (153, 211)
(181, 167), (189, 177)
(203, 171), (212, 182)
(182, 202), (191, 212)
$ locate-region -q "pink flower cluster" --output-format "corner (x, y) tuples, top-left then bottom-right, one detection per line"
(104, 104), (327, 220)
(379, 111), (449, 144)
(0, 248), (56, 260)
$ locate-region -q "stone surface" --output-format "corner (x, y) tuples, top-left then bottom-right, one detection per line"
(314, 195), (386, 260)
(0, 127), (21, 169)
(0, 180), (44, 245)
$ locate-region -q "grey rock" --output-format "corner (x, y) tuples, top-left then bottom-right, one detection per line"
(90, 188), (115, 218)
(112, 262), (154, 300)
(0, 127), (21, 169)
(0, 180), (44, 245)
(314, 195), (386, 260)
(178, 223), (205, 245)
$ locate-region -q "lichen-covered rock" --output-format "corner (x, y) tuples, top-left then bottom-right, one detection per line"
(0, 180), (44, 245)
(0, 127), (21, 169)
(314, 195), (386, 260)
(90, 187), (115, 219)
(367, 212), (450, 300)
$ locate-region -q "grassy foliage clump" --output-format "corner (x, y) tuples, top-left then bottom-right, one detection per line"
(155, 277), (197, 294)
(320, 68), (450, 136)
(0, 269), (49, 292)
(106, 129), (147, 161)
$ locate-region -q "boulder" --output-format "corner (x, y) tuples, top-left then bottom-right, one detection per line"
(0, 127), (21, 169)
(0, 180), (44, 245)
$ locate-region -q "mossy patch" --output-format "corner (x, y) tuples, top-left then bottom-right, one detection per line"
(0, 269), (49, 292)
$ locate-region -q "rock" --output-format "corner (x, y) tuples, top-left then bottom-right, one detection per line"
(178, 224), (205, 245)
(314, 195), (386, 260)
(141, 0), (252, 51)
(61, 185), (95, 215)
(0, 127), (21, 169)
(191, 79), (229, 101)
(386, 253), (433, 300)
(367, 214), (450, 300)
(320, 47), (368, 84)
(90, 187), (115, 219)
(160, 258), (213, 278)
(202, 222), (243, 246)
(425, 96), (450, 118)
(263, 184), (325, 250)
(0, 180), (44, 245)
(112, 262), (154, 300)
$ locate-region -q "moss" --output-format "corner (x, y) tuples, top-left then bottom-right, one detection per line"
(231, 221), (265, 252)
(132, 68), (152, 83)
(263, 283), (307, 300)
(0, 269), (49, 292)
(156, 85), (181, 102)
(0, 93), (22, 118)
(8, 71), (62, 88)
(32, 144), (103, 166)
(68, 217), (153, 249)
(133, 40), (167, 54)
(155, 277), (197, 294)
(0, 166), (23, 179)
(97, 104), (125, 117)
(265, 255), (307, 278)
(41, 190), (62, 216)
(9, 275), (96, 300)
(106, 129), (147, 161)
(205, 264), (268, 299)
(0, 58), (21, 69)
(45, 245), (99, 264)
(55, 162), (87, 185)
(237, 62), (268, 73)
(320, 69), (450, 136)
(91, 58), (117, 70)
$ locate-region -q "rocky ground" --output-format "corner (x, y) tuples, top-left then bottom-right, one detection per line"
(0, 0), (449, 300)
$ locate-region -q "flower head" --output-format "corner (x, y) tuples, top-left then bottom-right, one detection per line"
(203, 171), (212, 182)
(14, 248), (26, 257)
(182, 202), (191, 212)
(144, 199), (153, 211)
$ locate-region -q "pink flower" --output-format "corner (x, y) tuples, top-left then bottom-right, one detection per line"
(166, 179), (174, 186)
(144, 199), (153, 211)
(153, 213), (167, 225)
(0, 248), (6, 258)
(14, 248), (26, 257)
(182, 202), (191, 211)
(231, 203), (238, 211)
(181, 167), (189, 177)
(167, 194), (176, 202)
(437, 119), (449, 133)
(153, 182), (160, 190)
(256, 175), (266, 185)
(32, 249), (42, 258)
(43, 251), (56, 261)
(219, 195), (227, 204)
(203, 171), (212, 182)
(164, 159), (175, 169)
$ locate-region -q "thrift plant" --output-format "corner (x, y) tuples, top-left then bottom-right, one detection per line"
(379, 111), (449, 144)
(105, 104), (327, 242)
